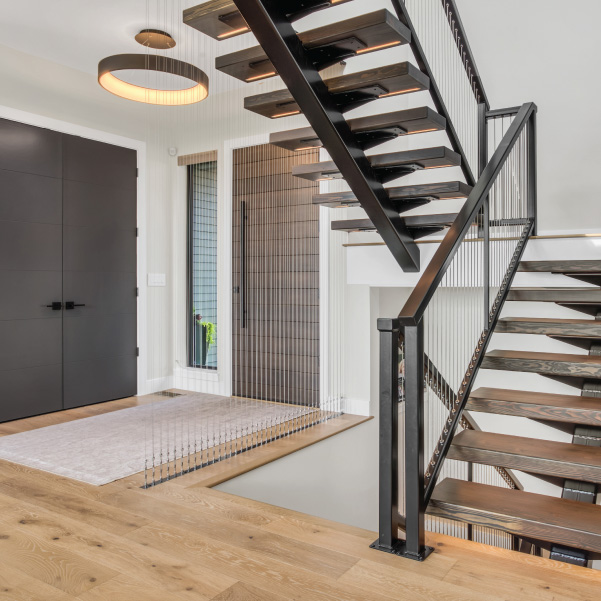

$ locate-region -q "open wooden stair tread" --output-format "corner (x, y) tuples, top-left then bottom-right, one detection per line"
(269, 107), (445, 152)
(292, 146), (461, 182)
(244, 62), (429, 118)
(507, 287), (601, 303)
(482, 349), (601, 380)
(216, 9), (411, 81)
(449, 429), (601, 483)
(496, 317), (601, 338)
(467, 387), (601, 426)
(331, 213), (458, 239)
(184, 0), (353, 41)
(428, 478), (601, 553)
(312, 181), (472, 208)
(519, 260), (601, 274)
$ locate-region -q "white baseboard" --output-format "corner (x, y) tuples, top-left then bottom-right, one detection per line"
(144, 376), (175, 395)
(341, 398), (371, 417)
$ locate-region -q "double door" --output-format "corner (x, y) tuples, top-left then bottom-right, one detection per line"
(0, 118), (138, 422)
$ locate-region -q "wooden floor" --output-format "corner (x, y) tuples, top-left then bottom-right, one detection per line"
(0, 397), (600, 600)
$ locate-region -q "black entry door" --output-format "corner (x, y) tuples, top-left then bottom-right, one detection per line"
(0, 119), (64, 421)
(0, 119), (138, 421)
(62, 135), (138, 409)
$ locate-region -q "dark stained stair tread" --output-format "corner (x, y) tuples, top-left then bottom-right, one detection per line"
(312, 181), (472, 208)
(506, 288), (601, 303)
(519, 260), (601, 274)
(292, 147), (461, 182)
(269, 108), (445, 152)
(496, 317), (601, 338)
(428, 478), (601, 553)
(449, 429), (601, 483)
(184, 0), (353, 41)
(467, 387), (601, 426)
(482, 349), (601, 380)
(216, 9), (411, 81)
(331, 213), (458, 236)
(244, 63), (430, 119)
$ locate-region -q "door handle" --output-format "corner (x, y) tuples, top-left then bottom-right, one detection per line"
(46, 302), (63, 311)
(65, 302), (86, 310)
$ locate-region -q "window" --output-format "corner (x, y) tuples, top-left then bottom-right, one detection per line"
(188, 159), (218, 369)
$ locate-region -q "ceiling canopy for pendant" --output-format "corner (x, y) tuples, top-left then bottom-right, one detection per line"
(98, 54), (209, 106)
(135, 28), (176, 49)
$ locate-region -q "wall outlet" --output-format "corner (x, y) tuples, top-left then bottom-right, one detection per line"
(148, 273), (166, 287)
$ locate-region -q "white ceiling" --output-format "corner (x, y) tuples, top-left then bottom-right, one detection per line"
(0, 0), (249, 94)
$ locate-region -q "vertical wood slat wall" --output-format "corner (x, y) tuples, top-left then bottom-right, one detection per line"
(232, 143), (320, 407)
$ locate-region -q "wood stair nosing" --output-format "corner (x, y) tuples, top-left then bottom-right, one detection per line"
(215, 9), (411, 82)
(518, 260), (601, 274)
(506, 288), (601, 304)
(184, 0), (353, 41)
(428, 478), (601, 553)
(481, 349), (601, 380)
(244, 62), (430, 119)
(269, 107), (446, 152)
(331, 213), (459, 234)
(467, 387), (601, 427)
(312, 181), (473, 208)
(496, 317), (601, 338)
(292, 146), (461, 182)
(448, 429), (601, 484)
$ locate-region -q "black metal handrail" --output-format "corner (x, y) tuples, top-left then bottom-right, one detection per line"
(398, 103), (537, 327)
(439, 0), (489, 108)
(374, 102), (537, 561)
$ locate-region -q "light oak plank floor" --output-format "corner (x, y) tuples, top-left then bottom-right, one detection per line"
(0, 394), (600, 600)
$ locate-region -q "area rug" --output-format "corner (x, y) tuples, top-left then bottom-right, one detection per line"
(0, 393), (313, 486)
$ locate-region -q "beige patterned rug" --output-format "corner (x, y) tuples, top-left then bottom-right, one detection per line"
(0, 393), (313, 486)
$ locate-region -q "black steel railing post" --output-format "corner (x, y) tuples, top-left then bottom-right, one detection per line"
(527, 111), (538, 235)
(403, 320), (431, 560)
(479, 102), (490, 329)
(373, 318), (401, 553)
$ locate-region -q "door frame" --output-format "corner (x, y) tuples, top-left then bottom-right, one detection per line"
(0, 104), (148, 396)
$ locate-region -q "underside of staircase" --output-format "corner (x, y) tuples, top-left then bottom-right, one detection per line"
(185, 0), (600, 568)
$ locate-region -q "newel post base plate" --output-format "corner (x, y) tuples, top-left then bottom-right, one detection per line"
(370, 539), (434, 562)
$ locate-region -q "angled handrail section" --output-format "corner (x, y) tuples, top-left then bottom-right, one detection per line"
(399, 103), (537, 326)
(375, 102), (537, 561)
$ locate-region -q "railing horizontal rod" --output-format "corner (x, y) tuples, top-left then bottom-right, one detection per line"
(398, 102), (537, 326)
(486, 106), (522, 119)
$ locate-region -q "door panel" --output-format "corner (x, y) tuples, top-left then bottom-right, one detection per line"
(63, 313), (136, 364)
(0, 152), (63, 421)
(62, 135), (137, 410)
(0, 118), (62, 178)
(0, 221), (62, 272)
(0, 365), (63, 422)
(63, 135), (137, 189)
(0, 170), (62, 223)
(63, 355), (137, 409)
(0, 319), (62, 371)
(63, 225), (136, 273)
(63, 179), (136, 229)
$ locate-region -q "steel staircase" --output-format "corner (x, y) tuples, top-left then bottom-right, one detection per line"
(185, 0), (601, 568)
